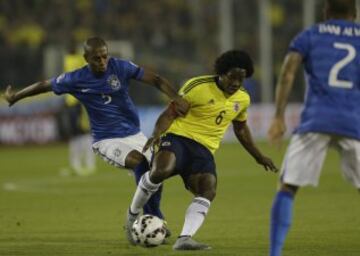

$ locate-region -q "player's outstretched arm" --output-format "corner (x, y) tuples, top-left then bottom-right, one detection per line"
(233, 120), (278, 172)
(3, 80), (53, 107)
(143, 101), (189, 152)
(268, 52), (302, 146)
(141, 69), (188, 116)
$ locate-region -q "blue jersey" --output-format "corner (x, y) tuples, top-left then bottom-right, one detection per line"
(51, 57), (144, 142)
(290, 19), (360, 140)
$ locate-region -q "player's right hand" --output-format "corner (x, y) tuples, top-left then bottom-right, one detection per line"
(3, 85), (16, 106)
(267, 117), (286, 148)
(143, 136), (160, 153)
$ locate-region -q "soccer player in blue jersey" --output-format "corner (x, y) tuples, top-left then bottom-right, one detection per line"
(3, 36), (188, 236)
(267, 1), (360, 255)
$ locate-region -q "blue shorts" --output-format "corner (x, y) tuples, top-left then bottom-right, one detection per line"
(157, 133), (216, 186)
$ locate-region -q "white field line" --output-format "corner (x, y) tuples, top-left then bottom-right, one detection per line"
(1, 168), (257, 194)
(2, 172), (131, 194)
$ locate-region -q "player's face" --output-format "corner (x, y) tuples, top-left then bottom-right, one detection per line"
(219, 68), (246, 95)
(85, 46), (109, 74)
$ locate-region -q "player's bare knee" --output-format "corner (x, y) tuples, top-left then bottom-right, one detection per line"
(201, 188), (216, 201)
(280, 183), (299, 196)
(125, 150), (145, 169)
(149, 162), (175, 183)
(150, 151), (176, 183)
(149, 167), (172, 184)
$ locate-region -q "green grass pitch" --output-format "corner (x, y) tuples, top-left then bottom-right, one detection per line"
(0, 142), (359, 256)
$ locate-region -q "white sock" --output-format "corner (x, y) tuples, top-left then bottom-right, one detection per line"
(180, 197), (211, 237)
(82, 134), (96, 171)
(130, 171), (161, 214)
(69, 137), (81, 172)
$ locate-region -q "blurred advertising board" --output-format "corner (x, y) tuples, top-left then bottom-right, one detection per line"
(0, 101), (302, 145)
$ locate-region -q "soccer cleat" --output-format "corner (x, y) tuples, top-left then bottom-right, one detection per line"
(124, 208), (139, 245)
(172, 236), (212, 250)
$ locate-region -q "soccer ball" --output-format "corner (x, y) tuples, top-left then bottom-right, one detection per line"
(131, 214), (166, 247)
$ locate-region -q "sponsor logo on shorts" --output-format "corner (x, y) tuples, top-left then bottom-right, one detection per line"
(113, 148), (122, 157)
(161, 141), (171, 147)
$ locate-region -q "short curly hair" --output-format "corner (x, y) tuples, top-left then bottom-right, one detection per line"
(326, 0), (356, 17)
(214, 50), (254, 78)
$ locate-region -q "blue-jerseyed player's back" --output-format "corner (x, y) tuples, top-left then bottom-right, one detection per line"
(51, 57), (143, 142)
(268, 2), (360, 255)
(291, 19), (360, 139)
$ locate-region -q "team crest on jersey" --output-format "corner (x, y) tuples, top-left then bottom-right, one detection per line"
(207, 99), (215, 105)
(107, 74), (121, 90)
(233, 102), (240, 112)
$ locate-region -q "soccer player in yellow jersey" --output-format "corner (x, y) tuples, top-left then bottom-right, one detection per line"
(125, 50), (278, 250)
(61, 41), (96, 176)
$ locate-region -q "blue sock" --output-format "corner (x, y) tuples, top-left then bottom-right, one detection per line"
(133, 159), (164, 219)
(270, 191), (294, 256)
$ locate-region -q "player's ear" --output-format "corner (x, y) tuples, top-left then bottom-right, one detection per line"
(241, 69), (247, 79)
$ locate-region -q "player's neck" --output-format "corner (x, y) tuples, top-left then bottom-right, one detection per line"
(215, 77), (226, 95)
(215, 77), (232, 98)
(91, 69), (106, 78)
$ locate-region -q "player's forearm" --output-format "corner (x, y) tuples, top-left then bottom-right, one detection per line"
(274, 52), (302, 118)
(11, 80), (52, 104)
(152, 107), (176, 138)
(152, 75), (178, 99)
(142, 69), (176, 98)
(274, 70), (295, 118)
(234, 124), (264, 161)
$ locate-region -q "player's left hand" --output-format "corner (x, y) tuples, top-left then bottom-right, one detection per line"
(256, 155), (278, 172)
(172, 96), (190, 117)
(143, 136), (160, 153)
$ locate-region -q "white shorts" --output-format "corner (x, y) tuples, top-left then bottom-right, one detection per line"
(280, 133), (360, 188)
(92, 132), (151, 168)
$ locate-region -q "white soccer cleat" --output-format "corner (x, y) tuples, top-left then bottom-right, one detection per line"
(124, 208), (139, 245)
(172, 236), (211, 250)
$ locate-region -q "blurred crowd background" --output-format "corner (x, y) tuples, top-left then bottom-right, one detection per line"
(0, 0), (330, 104)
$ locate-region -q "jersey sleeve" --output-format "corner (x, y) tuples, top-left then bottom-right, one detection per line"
(289, 27), (311, 58)
(51, 72), (75, 95)
(122, 60), (144, 80)
(178, 79), (197, 103)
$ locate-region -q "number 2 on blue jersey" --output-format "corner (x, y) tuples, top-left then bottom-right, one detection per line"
(328, 42), (356, 89)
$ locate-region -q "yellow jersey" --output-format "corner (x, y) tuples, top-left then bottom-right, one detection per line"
(64, 53), (86, 72)
(167, 75), (250, 154)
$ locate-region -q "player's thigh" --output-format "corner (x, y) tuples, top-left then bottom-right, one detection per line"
(92, 132), (149, 168)
(280, 133), (331, 187)
(150, 150), (177, 183)
(150, 133), (185, 182)
(336, 137), (360, 189)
